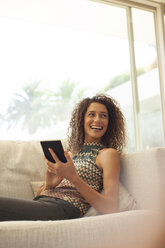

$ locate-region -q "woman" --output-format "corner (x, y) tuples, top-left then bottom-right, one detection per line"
(0, 94), (126, 221)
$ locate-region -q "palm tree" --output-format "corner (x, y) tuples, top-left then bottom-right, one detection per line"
(55, 79), (77, 100)
(7, 79), (87, 134)
(7, 81), (53, 134)
(52, 79), (86, 121)
(0, 112), (4, 126)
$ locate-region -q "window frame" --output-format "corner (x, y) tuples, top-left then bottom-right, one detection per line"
(92, 0), (165, 150)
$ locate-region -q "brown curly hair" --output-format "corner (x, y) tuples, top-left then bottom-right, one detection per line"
(67, 94), (126, 154)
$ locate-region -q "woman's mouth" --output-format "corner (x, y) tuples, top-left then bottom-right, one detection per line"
(90, 125), (103, 130)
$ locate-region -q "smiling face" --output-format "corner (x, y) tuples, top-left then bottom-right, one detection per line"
(84, 102), (109, 143)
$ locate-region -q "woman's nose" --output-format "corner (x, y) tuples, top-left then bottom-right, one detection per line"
(94, 115), (100, 122)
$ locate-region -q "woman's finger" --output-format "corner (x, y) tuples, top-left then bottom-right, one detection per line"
(48, 148), (60, 163)
(47, 168), (52, 173)
(47, 164), (56, 173)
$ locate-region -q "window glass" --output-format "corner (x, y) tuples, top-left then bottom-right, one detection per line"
(0, 0), (134, 152)
(132, 8), (164, 149)
(1, 1), (164, 152)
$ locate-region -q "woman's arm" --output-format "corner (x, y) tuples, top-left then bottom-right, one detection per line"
(71, 148), (120, 214)
(46, 148), (120, 215)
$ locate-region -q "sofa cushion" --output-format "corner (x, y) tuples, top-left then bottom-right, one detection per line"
(0, 210), (160, 248)
(0, 140), (67, 200)
(0, 141), (45, 199)
(119, 148), (165, 210)
(30, 181), (45, 196)
(84, 183), (137, 216)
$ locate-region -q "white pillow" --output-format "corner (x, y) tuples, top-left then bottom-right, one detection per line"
(84, 183), (137, 216)
(118, 183), (138, 211)
(31, 181), (45, 197)
(31, 181), (137, 215)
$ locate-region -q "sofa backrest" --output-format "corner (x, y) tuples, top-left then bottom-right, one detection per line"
(0, 140), (164, 210)
(120, 148), (165, 210)
(0, 140), (67, 200)
(0, 140), (44, 199)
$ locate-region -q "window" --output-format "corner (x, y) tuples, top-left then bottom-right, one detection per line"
(132, 8), (164, 149)
(0, 0), (164, 152)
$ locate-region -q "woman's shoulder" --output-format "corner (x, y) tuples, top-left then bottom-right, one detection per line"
(99, 147), (119, 156)
(96, 148), (119, 170)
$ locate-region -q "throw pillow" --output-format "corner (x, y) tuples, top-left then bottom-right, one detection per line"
(84, 183), (137, 216)
(31, 181), (45, 196)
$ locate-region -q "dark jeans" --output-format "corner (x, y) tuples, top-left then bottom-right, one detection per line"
(0, 195), (81, 221)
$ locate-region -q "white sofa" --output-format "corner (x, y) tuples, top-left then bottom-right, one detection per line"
(0, 140), (164, 248)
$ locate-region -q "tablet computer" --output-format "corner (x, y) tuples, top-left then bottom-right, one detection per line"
(40, 140), (67, 163)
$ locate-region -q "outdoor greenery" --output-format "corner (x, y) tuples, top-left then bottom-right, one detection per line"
(6, 81), (53, 134)
(102, 67), (145, 92)
(4, 68), (146, 135)
(0, 113), (4, 125)
(52, 80), (87, 122)
(6, 79), (86, 134)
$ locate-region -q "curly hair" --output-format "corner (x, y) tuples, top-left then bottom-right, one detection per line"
(67, 94), (126, 154)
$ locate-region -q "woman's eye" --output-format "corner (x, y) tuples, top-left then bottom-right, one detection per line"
(101, 114), (107, 118)
(88, 113), (94, 117)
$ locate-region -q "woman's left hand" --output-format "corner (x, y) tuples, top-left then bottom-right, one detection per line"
(44, 149), (77, 182)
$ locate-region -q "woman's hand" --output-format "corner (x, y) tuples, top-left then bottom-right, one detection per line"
(36, 167), (63, 196)
(44, 149), (78, 182)
(45, 168), (63, 189)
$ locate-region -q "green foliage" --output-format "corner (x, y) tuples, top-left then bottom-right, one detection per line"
(102, 67), (145, 92)
(50, 79), (87, 122)
(76, 88), (87, 101)
(7, 81), (54, 134)
(54, 80), (77, 100)
(6, 79), (87, 134)
(0, 112), (4, 125)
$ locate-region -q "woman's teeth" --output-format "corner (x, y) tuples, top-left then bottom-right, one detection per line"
(91, 126), (103, 130)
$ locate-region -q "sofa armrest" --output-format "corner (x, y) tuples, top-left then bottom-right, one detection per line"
(0, 210), (161, 248)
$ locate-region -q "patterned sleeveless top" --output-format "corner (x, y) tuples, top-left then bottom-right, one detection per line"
(41, 143), (104, 215)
